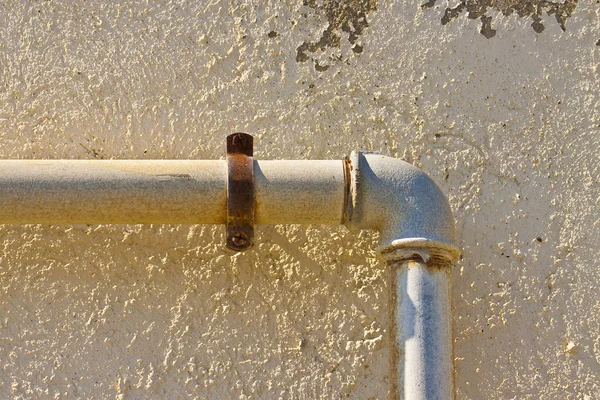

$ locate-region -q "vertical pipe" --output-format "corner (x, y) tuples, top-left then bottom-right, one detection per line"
(391, 259), (454, 400)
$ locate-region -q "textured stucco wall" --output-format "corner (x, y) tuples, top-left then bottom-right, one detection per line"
(0, 0), (599, 398)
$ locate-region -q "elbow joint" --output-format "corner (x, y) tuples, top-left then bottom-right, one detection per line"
(344, 152), (460, 264)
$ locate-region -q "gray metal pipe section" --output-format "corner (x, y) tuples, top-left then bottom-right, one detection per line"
(391, 259), (454, 400)
(0, 160), (345, 225)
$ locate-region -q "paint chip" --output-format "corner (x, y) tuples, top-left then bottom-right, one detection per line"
(566, 341), (578, 353)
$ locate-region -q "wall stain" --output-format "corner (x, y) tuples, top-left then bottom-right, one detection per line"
(296, 0), (377, 70)
(423, 0), (580, 38)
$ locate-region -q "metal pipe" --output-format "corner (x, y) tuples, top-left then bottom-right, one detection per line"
(0, 159), (344, 225)
(0, 152), (459, 399)
(345, 152), (460, 400)
(391, 258), (454, 400)
(255, 160), (345, 225)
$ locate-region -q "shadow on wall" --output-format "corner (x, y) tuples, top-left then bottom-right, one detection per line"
(0, 223), (389, 398)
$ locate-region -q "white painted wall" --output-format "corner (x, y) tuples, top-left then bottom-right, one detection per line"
(0, 1), (598, 398)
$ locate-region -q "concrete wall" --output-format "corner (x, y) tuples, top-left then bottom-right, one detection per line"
(0, 0), (598, 398)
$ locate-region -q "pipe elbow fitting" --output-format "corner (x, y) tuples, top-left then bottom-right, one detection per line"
(345, 152), (460, 264)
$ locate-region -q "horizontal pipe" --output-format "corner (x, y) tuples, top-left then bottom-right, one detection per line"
(0, 160), (345, 225)
(255, 160), (345, 224)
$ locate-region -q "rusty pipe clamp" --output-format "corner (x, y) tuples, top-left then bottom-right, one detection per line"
(226, 132), (255, 251)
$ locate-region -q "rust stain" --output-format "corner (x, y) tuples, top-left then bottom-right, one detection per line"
(389, 262), (401, 400)
(226, 133), (255, 252)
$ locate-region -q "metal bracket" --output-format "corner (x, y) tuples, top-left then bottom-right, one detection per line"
(226, 132), (254, 251)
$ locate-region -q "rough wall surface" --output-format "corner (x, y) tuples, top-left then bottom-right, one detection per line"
(0, 0), (599, 398)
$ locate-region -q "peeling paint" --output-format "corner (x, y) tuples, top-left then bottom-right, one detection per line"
(480, 15), (497, 38)
(424, 0), (581, 37)
(296, 0), (377, 69)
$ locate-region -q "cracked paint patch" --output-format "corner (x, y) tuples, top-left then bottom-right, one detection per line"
(423, 0), (581, 38)
(296, 0), (377, 70)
